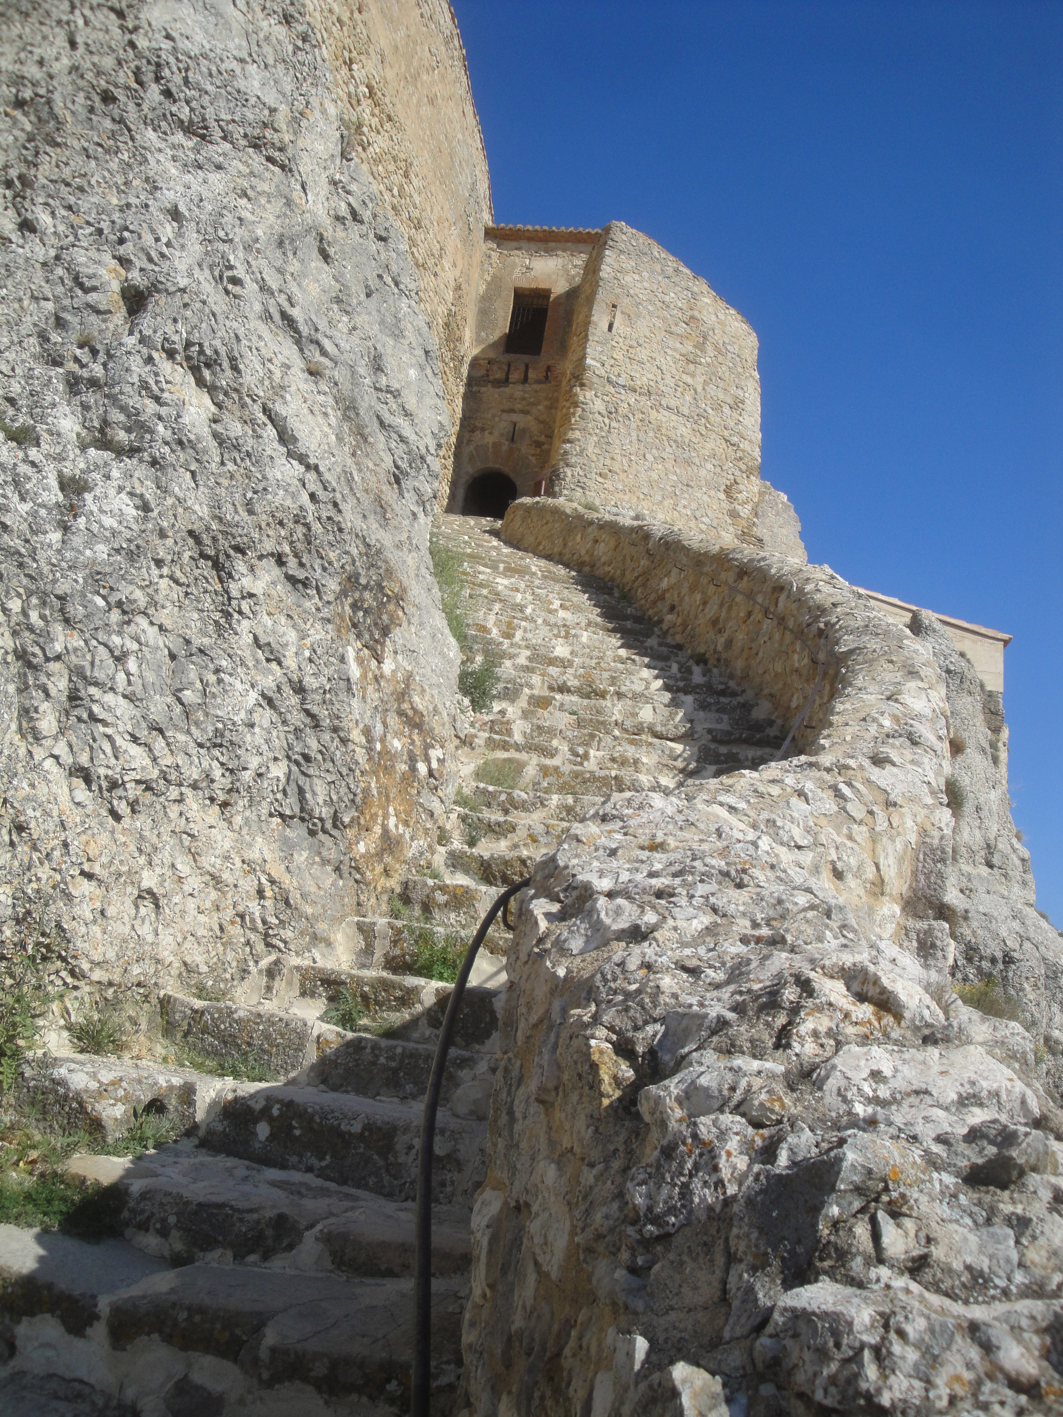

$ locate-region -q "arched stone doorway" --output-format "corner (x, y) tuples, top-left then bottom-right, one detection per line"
(462, 470), (518, 518)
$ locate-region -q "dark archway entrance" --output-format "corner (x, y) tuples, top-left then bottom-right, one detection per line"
(462, 470), (518, 518)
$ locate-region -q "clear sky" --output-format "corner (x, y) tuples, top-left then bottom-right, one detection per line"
(451, 0), (1062, 923)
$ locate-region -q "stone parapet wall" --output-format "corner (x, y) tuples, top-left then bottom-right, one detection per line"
(465, 498), (1063, 1417)
(306, 0), (492, 478)
(547, 224), (763, 543)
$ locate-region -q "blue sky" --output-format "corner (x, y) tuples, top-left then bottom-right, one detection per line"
(452, 0), (1062, 922)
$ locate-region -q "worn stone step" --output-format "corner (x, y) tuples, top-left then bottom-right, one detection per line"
(160, 991), (314, 1079)
(0, 1220), (168, 1339)
(444, 843), (540, 889)
(453, 807), (567, 849)
(462, 723), (691, 765)
(259, 964), (504, 1052)
(399, 875), (497, 924)
(105, 1265), (464, 1403)
(98, 1146), (472, 1277)
(200, 1085), (486, 1203)
(458, 782), (601, 822)
(308, 1029), (494, 1117)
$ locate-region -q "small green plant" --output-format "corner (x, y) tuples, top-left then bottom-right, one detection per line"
(576, 499), (601, 513)
(953, 975), (1027, 1025)
(475, 756), (524, 790)
(454, 787), (479, 811)
(0, 416), (37, 447)
(69, 1010), (126, 1058)
(459, 653), (500, 711)
(0, 1124), (122, 1238)
(321, 987), (368, 1032)
(388, 893), (410, 920)
(0, 902), (70, 1093)
(429, 532), (468, 648)
(408, 925), (464, 984)
(75, 330), (96, 349)
(77, 419), (133, 456)
(424, 865), (444, 881)
(463, 816), (486, 849)
(105, 1104), (186, 1157)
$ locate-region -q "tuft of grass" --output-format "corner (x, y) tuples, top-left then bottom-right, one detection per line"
(922, 972), (958, 1016)
(75, 330), (96, 349)
(0, 1124), (123, 1239)
(429, 532), (468, 648)
(949, 735), (967, 757)
(475, 756), (524, 791)
(388, 892), (410, 920)
(463, 817), (485, 849)
(423, 865), (444, 881)
(305, 359), (328, 377)
(167, 1043), (274, 1083)
(69, 1009), (127, 1057)
(454, 787), (479, 811)
(103, 1104), (186, 1157)
(458, 653), (500, 712)
(0, 416), (37, 447)
(576, 499), (601, 513)
(954, 975), (1027, 1025)
(408, 925), (465, 984)
(945, 775), (967, 816)
(0, 904), (71, 1094)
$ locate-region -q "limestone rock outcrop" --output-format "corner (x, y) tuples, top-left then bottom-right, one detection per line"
(0, 0), (463, 995)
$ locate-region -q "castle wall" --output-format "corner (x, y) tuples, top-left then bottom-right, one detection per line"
(548, 223), (763, 543)
(448, 230), (595, 510)
(305, 0), (492, 477)
(756, 479), (807, 561)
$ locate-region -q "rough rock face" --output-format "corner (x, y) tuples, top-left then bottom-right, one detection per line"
(0, 0), (457, 995)
(465, 502), (1063, 1417)
(908, 613), (1063, 1067)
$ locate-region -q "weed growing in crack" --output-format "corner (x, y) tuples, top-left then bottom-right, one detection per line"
(409, 925), (464, 983)
(953, 975), (1028, 1026)
(69, 1009), (127, 1058)
(475, 757), (524, 790)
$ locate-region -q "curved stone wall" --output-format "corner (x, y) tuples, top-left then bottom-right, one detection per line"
(465, 499), (1063, 1417)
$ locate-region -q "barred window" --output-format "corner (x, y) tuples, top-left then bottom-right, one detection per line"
(504, 289), (550, 356)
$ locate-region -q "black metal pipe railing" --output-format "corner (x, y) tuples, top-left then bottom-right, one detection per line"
(411, 876), (531, 1417)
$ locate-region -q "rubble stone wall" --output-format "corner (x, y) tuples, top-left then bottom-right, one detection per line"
(465, 498), (1063, 1417)
(0, 0), (464, 997)
(547, 224), (763, 544)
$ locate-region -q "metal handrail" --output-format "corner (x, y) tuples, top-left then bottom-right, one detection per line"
(411, 876), (532, 1417)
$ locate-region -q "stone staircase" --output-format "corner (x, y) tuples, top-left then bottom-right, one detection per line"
(0, 515), (787, 1415)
